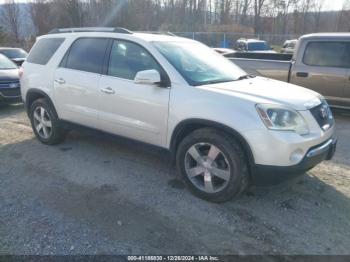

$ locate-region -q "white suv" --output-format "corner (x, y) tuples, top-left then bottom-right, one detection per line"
(20, 28), (337, 202)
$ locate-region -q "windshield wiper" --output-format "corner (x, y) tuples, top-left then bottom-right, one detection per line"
(237, 74), (256, 81)
(194, 79), (235, 86)
(194, 75), (256, 86)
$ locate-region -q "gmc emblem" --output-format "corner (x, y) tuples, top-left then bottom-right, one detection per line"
(320, 106), (328, 119)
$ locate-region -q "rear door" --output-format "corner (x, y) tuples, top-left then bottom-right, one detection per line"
(98, 39), (171, 147)
(291, 41), (348, 105)
(54, 37), (109, 128)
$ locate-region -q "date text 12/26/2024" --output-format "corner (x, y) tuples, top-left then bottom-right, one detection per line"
(127, 256), (219, 261)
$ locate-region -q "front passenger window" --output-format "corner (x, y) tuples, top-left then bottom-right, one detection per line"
(108, 40), (161, 80)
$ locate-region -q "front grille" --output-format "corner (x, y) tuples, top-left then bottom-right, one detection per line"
(0, 80), (20, 87)
(0, 89), (20, 97)
(0, 80), (20, 97)
(310, 101), (334, 131)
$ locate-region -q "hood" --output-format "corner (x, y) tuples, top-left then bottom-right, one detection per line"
(201, 77), (320, 111)
(0, 69), (19, 82)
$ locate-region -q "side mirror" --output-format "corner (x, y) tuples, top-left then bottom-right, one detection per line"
(134, 70), (161, 85)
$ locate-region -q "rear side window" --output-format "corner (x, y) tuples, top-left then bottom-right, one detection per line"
(303, 42), (350, 68)
(63, 38), (109, 74)
(27, 38), (65, 65)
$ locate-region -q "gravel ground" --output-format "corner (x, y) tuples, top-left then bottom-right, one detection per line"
(0, 104), (349, 255)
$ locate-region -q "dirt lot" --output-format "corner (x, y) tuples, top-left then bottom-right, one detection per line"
(0, 104), (349, 255)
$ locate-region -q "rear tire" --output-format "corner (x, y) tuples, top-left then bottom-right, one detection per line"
(29, 98), (67, 145)
(176, 128), (249, 203)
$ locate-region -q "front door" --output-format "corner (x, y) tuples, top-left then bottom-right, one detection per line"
(291, 41), (349, 106)
(98, 39), (170, 147)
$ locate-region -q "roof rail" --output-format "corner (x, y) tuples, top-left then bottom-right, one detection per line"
(48, 27), (133, 35)
(136, 31), (176, 36)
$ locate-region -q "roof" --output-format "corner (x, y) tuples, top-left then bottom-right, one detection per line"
(133, 33), (193, 42)
(237, 38), (267, 43)
(300, 33), (350, 40)
(40, 28), (194, 43)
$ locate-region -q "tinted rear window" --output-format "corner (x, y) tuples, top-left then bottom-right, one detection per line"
(248, 42), (271, 51)
(303, 42), (350, 68)
(64, 38), (109, 74)
(27, 38), (65, 65)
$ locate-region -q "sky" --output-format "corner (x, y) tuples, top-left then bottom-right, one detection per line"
(323, 0), (345, 11)
(0, 0), (347, 11)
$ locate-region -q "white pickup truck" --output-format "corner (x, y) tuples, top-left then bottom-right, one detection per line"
(227, 33), (350, 110)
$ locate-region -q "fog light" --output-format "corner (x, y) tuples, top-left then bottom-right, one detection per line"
(290, 149), (304, 164)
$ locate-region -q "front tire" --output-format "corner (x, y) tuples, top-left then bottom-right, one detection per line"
(29, 98), (67, 145)
(176, 128), (249, 203)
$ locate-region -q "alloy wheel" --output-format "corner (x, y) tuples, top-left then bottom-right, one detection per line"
(184, 143), (231, 193)
(33, 106), (52, 140)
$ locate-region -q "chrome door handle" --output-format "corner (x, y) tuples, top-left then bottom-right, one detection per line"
(55, 78), (66, 85)
(100, 87), (115, 95)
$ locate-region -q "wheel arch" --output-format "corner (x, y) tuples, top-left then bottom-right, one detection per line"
(25, 89), (56, 116)
(169, 119), (255, 169)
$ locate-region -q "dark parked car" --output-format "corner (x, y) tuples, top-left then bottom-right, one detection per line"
(0, 54), (21, 105)
(235, 38), (277, 53)
(0, 47), (28, 66)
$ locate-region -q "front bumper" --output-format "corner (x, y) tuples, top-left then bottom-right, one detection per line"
(251, 137), (337, 186)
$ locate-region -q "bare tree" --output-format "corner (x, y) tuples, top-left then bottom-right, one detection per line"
(273, 0), (298, 34)
(47, 0), (85, 28)
(7, 0), (350, 48)
(337, 0), (350, 31)
(0, 26), (7, 44)
(29, 0), (52, 36)
(0, 0), (22, 43)
(254, 0), (267, 34)
(240, 0), (252, 25)
(300, 0), (313, 33)
(312, 0), (324, 31)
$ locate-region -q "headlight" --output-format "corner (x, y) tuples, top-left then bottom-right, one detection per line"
(256, 104), (309, 135)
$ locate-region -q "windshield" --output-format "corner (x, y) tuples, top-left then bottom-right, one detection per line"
(248, 42), (272, 51)
(0, 49), (27, 59)
(152, 41), (246, 86)
(0, 54), (17, 69)
(289, 42), (296, 48)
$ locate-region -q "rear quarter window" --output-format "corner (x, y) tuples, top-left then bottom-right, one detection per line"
(27, 38), (65, 65)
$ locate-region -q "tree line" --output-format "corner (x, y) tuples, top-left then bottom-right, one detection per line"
(0, 0), (350, 46)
